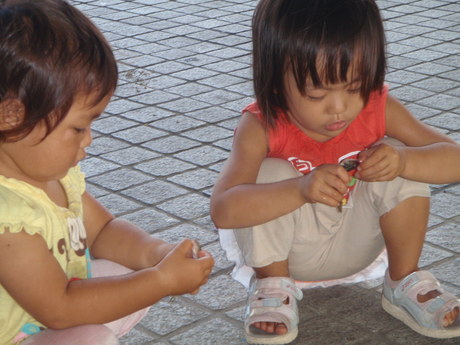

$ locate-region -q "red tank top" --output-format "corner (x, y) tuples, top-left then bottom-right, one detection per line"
(243, 85), (388, 174)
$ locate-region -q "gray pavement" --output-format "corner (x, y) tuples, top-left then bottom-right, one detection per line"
(72, 0), (459, 344)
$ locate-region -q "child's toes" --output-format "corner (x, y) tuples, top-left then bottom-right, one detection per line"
(275, 323), (288, 335)
(443, 307), (459, 327)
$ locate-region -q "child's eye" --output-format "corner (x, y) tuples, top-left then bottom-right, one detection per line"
(73, 127), (86, 134)
(348, 87), (361, 94)
(306, 95), (325, 101)
(305, 90), (326, 101)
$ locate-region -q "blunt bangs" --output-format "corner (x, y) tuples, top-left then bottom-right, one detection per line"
(0, 0), (118, 141)
(252, 0), (386, 128)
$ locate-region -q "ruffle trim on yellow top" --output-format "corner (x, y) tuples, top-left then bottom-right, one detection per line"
(0, 166), (86, 248)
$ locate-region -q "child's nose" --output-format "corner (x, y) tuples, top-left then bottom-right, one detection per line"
(327, 95), (347, 115)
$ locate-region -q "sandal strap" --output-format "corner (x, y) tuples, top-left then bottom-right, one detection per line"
(250, 276), (303, 301)
(392, 271), (441, 300)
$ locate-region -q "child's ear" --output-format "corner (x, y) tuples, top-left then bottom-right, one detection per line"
(0, 98), (24, 130)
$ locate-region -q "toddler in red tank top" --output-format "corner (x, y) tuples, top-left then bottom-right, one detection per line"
(211, 0), (460, 343)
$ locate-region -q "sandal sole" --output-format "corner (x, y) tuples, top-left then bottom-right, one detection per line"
(382, 295), (460, 339)
(246, 328), (298, 345)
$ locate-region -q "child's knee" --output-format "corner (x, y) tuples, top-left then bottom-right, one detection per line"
(257, 158), (300, 183)
(21, 325), (119, 345)
(88, 325), (120, 345)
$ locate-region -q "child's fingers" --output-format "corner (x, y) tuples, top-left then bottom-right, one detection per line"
(174, 238), (201, 258)
(197, 251), (215, 270)
(357, 144), (402, 181)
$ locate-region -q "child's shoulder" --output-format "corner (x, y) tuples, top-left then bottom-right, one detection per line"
(0, 167), (84, 235)
(0, 177), (49, 236)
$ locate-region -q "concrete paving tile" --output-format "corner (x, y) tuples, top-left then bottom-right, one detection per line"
(383, 326), (460, 345)
(202, 240), (235, 273)
(412, 77), (459, 93)
(391, 85), (434, 103)
(135, 157), (195, 177)
(426, 221), (460, 253)
(119, 106), (175, 123)
(88, 168), (153, 191)
(182, 125), (234, 143)
(97, 193), (143, 216)
(430, 193), (460, 220)
(169, 317), (246, 345)
(315, 287), (396, 332)
(424, 113), (460, 131)
(139, 299), (210, 336)
(156, 193), (210, 220)
(225, 305), (246, 323)
(166, 82), (214, 97)
(187, 274), (247, 310)
(296, 314), (371, 345)
(121, 180), (188, 205)
(120, 327), (157, 345)
(167, 168), (219, 190)
(102, 146), (161, 166)
(105, 98), (146, 115)
(418, 243), (455, 268)
(191, 89), (243, 106)
(174, 145), (229, 166)
(186, 106), (239, 123)
(121, 208), (180, 233)
(153, 223), (218, 246)
(80, 157), (120, 177)
(430, 259), (460, 287)
(160, 98), (212, 113)
(151, 115), (205, 132)
(141, 136), (200, 155)
(85, 182), (110, 198)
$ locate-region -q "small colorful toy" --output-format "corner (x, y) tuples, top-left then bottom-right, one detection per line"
(338, 158), (360, 212)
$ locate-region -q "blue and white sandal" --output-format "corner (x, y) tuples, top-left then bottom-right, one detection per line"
(382, 270), (460, 338)
(245, 277), (303, 345)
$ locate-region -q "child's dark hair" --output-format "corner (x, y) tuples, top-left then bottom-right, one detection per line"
(252, 0), (386, 127)
(0, 0), (118, 141)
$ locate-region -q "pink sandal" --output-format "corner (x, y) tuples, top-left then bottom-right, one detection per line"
(245, 277), (303, 345)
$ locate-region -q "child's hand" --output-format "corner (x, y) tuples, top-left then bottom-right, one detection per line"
(356, 143), (405, 181)
(299, 164), (350, 207)
(156, 239), (214, 296)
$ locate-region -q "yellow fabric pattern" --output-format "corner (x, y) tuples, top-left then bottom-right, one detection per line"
(0, 166), (89, 345)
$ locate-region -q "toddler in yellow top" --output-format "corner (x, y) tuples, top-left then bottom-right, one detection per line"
(0, 1), (214, 344)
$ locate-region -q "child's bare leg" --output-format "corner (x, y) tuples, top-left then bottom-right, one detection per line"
(252, 260), (290, 335)
(380, 196), (428, 280)
(254, 260), (290, 279)
(380, 196), (459, 325)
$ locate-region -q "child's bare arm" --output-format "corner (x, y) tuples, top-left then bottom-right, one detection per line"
(211, 113), (349, 229)
(0, 230), (213, 329)
(82, 192), (174, 270)
(357, 94), (460, 184)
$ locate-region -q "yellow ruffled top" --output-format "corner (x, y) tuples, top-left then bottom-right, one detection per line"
(0, 166), (90, 344)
